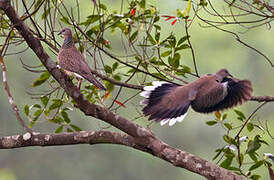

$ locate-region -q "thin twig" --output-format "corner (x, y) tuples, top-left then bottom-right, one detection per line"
(0, 56), (33, 133)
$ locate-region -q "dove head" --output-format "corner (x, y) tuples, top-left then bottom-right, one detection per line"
(59, 28), (72, 38)
(59, 28), (74, 48)
(216, 69), (233, 81)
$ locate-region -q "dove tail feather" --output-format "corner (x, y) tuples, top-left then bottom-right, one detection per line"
(141, 82), (189, 126)
(84, 73), (106, 90)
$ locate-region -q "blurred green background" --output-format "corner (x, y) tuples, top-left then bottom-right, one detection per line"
(0, 0), (273, 179)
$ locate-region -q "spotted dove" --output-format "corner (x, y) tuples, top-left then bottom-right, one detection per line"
(140, 69), (253, 126)
(57, 28), (106, 90)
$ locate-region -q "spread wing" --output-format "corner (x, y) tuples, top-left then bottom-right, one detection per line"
(193, 77), (252, 113)
(191, 76), (227, 112)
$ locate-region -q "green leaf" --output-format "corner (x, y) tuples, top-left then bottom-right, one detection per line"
(224, 123), (232, 130)
(175, 65), (191, 76)
(49, 99), (63, 111)
(249, 152), (258, 162)
(167, 35), (176, 47)
(67, 128), (73, 132)
(153, 16), (160, 23)
(249, 160), (264, 171)
(175, 44), (189, 51)
(49, 116), (63, 124)
(213, 148), (223, 160)
(161, 50), (172, 58)
(247, 122), (254, 132)
(220, 156), (233, 169)
(55, 125), (64, 133)
(33, 109), (42, 117)
(34, 0), (43, 9)
(70, 124), (82, 131)
(113, 74), (121, 81)
(223, 135), (232, 144)
(81, 15), (101, 26)
(177, 35), (189, 46)
(32, 71), (50, 87)
(222, 113), (227, 120)
(227, 166), (241, 171)
(86, 26), (100, 37)
(40, 96), (49, 107)
(41, 8), (50, 19)
(60, 17), (70, 25)
(246, 140), (261, 154)
(154, 24), (161, 30)
(139, 0), (145, 8)
(206, 120), (218, 126)
(99, 3), (107, 10)
(112, 62), (119, 71)
(130, 31), (138, 42)
(151, 73), (166, 79)
(105, 81), (114, 92)
(33, 104), (42, 109)
(147, 34), (156, 45)
(155, 32), (160, 42)
(61, 111), (71, 123)
(29, 121), (35, 128)
(44, 109), (50, 117)
(24, 105), (29, 116)
(104, 65), (112, 74)
(168, 53), (180, 69)
(250, 174), (261, 180)
(172, 53), (180, 69)
(234, 109), (246, 119)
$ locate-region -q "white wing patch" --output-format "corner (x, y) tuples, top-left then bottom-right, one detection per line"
(160, 113), (188, 126)
(139, 81), (169, 99)
(141, 81), (187, 127)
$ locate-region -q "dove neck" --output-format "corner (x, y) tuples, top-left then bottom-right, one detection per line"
(62, 36), (74, 48)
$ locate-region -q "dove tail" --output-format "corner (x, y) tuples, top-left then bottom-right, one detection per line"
(140, 82), (188, 126)
(85, 74), (106, 90)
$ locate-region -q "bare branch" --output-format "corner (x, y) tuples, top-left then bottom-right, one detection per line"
(0, 130), (245, 180)
(250, 96), (274, 102)
(0, 56), (32, 133)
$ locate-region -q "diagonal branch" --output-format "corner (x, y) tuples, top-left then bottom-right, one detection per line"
(0, 0), (245, 179)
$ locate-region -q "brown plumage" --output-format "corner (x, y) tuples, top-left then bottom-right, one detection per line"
(57, 28), (106, 90)
(140, 69), (252, 126)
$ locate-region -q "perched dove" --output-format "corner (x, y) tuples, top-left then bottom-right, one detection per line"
(57, 28), (106, 90)
(140, 69), (253, 126)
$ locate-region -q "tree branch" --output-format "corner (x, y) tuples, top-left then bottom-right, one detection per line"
(0, 130), (245, 180)
(250, 96), (274, 102)
(0, 0), (246, 179)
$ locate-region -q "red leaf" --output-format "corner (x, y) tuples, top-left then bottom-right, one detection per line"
(162, 15), (175, 18)
(104, 40), (109, 45)
(111, 98), (126, 108)
(130, 8), (136, 16)
(162, 15), (176, 21)
(103, 91), (111, 101)
(171, 19), (177, 26)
